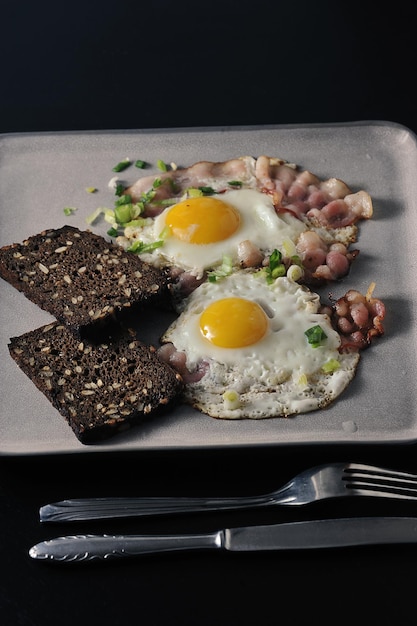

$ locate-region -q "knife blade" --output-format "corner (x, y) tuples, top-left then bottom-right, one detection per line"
(29, 516), (417, 563)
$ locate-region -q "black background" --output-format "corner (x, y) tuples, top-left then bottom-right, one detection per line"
(2, 1), (416, 134)
(1, 2), (417, 625)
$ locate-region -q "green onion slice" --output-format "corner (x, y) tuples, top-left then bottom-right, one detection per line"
(304, 325), (327, 348)
(112, 158), (131, 173)
(86, 207), (111, 225)
(115, 194), (132, 206)
(265, 249), (286, 283)
(63, 207), (77, 216)
(114, 204), (133, 225)
(157, 159), (168, 172)
(128, 239), (164, 254)
(207, 256), (233, 282)
(198, 186), (215, 195)
(187, 187), (203, 198)
(115, 183), (125, 197)
(321, 358), (341, 373)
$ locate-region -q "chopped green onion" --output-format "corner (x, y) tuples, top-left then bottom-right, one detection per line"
(187, 187), (204, 198)
(271, 264), (286, 279)
(228, 180), (243, 188)
(131, 204), (145, 219)
(269, 248), (282, 265)
(141, 188), (157, 204)
(107, 227), (119, 238)
(304, 325), (327, 348)
(134, 160), (147, 169)
(112, 158), (131, 172)
(63, 206), (77, 216)
(185, 186), (216, 197)
(322, 358), (341, 373)
(128, 239), (164, 254)
(158, 197), (181, 206)
(158, 225), (172, 240)
(115, 182), (125, 197)
(111, 194), (145, 225)
(298, 373), (308, 388)
(282, 238), (297, 258)
(286, 264), (303, 282)
(207, 255), (233, 282)
(157, 159), (168, 172)
(86, 207), (107, 225)
(103, 210), (117, 225)
(198, 186), (215, 195)
(124, 218), (150, 229)
(291, 255), (302, 266)
(114, 203), (133, 225)
(222, 389), (241, 410)
(115, 194), (132, 206)
(85, 186), (97, 193)
(265, 249), (285, 283)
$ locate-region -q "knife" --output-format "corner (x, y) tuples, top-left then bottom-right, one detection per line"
(29, 516), (417, 563)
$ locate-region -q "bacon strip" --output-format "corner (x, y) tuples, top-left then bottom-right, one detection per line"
(126, 155), (373, 227)
(157, 342), (208, 383)
(124, 155), (374, 285)
(321, 288), (386, 351)
(126, 156), (257, 215)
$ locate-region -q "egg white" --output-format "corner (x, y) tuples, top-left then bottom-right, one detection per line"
(131, 189), (306, 274)
(161, 271), (360, 418)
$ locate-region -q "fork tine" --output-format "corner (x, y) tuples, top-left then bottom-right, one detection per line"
(343, 463), (417, 498)
(345, 463), (417, 482)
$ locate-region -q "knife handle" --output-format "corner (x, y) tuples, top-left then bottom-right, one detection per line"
(29, 531), (223, 563)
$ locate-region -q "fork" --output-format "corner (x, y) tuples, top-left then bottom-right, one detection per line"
(39, 462), (417, 523)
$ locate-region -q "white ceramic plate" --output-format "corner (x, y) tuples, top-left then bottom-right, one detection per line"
(0, 122), (414, 455)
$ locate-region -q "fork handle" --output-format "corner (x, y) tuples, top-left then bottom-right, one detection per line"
(39, 495), (271, 523)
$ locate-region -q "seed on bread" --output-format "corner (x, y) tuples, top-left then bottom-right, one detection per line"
(0, 225), (171, 338)
(8, 322), (184, 444)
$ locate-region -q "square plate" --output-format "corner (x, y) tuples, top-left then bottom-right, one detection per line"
(0, 121), (415, 455)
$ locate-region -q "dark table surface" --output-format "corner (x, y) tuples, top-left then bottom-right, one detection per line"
(2, 2), (417, 625)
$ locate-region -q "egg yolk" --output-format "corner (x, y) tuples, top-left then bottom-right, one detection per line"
(165, 197), (241, 244)
(199, 297), (268, 348)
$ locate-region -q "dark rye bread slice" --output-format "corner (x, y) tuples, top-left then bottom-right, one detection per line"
(8, 322), (184, 444)
(0, 225), (171, 338)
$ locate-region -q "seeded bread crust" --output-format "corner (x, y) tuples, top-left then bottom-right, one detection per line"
(8, 322), (184, 444)
(0, 225), (171, 338)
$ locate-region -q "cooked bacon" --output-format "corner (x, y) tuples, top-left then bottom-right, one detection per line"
(297, 231), (327, 269)
(125, 155), (373, 229)
(157, 343), (208, 383)
(320, 177), (352, 200)
(296, 231), (357, 283)
(123, 155), (373, 286)
(254, 155), (290, 192)
(237, 240), (264, 268)
(125, 157), (257, 215)
(306, 191), (373, 228)
(169, 268), (207, 297)
(254, 157), (373, 228)
(344, 190), (373, 220)
(324, 288), (386, 351)
(324, 249), (350, 277)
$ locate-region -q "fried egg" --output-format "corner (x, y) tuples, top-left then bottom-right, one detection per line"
(129, 189), (306, 275)
(160, 271), (360, 418)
